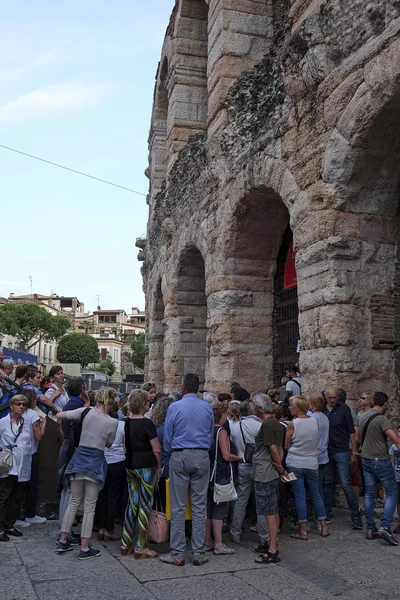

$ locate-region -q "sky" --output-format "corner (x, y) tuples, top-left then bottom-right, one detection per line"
(0, 0), (175, 314)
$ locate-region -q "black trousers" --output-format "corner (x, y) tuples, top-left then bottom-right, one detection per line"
(0, 475), (25, 531)
(26, 452), (39, 518)
(97, 461), (126, 532)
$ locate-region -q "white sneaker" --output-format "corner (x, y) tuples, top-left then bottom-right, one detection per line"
(14, 520), (31, 528)
(25, 515), (47, 525)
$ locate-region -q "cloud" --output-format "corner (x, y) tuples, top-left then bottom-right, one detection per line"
(0, 82), (111, 125)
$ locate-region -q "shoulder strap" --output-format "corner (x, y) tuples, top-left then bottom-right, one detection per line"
(210, 427), (222, 482)
(361, 413), (381, 447)
(292, 378), (302, 391)
(81, 406), (91, 422)
(239, 421), (247, 445)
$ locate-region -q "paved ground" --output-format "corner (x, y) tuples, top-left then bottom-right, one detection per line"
(2, 509), (400, 600)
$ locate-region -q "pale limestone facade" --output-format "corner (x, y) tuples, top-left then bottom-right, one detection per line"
(141, 0), (400, 418)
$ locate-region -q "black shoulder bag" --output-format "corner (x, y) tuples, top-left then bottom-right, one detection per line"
(361, 413), (381, 448)
(239, 421), (256, 464)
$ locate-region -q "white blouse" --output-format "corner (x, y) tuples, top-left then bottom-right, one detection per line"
(0, 415), (33, 482)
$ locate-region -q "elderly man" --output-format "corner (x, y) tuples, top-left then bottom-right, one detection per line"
(252, 393), (288, 564)
(160, 373), (214, 567)
(323, 386), (363, 529)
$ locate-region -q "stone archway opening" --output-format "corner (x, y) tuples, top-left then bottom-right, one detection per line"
(209, 187), (291, 391)
(273, 227), (299, 385)
(176, 246), (207, 385)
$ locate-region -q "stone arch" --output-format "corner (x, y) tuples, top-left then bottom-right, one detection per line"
(173, 245), (207, 387)
(146, 279), (166, 390)
(207, 186), (290, 391)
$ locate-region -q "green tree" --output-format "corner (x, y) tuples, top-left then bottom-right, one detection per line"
(130, 332), (145, 370)
(0, 302), (70, 350)
(96, 357), (116, 378)
(57, 332), (100, 367)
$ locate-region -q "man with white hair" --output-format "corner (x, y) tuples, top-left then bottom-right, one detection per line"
(252, 393), (288, 565)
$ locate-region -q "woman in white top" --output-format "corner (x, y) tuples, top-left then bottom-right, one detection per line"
(15, 389), (47, 527)
(97, 389), (126, 542)
(55, 388), (118, 560)
(285, 396), (329, 540)
(0, 395), (45, 541)
(45, 366), (69, 412)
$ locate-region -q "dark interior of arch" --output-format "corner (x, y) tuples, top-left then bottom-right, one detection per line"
(176, 247), (207, 383)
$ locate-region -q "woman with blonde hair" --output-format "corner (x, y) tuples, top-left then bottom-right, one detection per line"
(55, 387), (118, 560)
(285, 395), (329, 540)
(121, 390), (162, 558)
(358, 392), (374, 417)
(228, 401), (241, 423)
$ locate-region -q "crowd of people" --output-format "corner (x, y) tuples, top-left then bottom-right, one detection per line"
(0, 354), (400, 567)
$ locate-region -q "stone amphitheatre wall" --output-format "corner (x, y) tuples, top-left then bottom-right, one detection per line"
(141, 0), (400, 419)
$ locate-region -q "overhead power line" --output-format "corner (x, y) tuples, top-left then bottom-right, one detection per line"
(0, 143), (147, 196)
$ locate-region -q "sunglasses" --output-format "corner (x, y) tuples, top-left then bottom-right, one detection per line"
(13, 402), (26, 407)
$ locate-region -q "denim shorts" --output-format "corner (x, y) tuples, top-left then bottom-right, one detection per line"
(254, 479), (280, 516)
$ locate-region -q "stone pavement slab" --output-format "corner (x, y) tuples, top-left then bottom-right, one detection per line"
(119, 545), (268, 582)
(0, 566), (37, 600)
(144, 572), (272, 600)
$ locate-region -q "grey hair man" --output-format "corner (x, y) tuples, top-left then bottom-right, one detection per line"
(229, 400), (270, 551)
(252, 393), (287, 564)
(323, 385), (362, 530)
(203, 392), (218, 405)
(160, 373), (214, 567)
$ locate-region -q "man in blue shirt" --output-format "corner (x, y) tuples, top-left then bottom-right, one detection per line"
(160, 373), (214, 567)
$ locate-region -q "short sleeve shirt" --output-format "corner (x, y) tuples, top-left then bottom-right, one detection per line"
(125, 418), (158, 469)
(359, 410), (393, 460)
(253, 417), (283, 483)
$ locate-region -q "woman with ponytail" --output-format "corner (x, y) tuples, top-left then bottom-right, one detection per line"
(55, 387), (118, 560)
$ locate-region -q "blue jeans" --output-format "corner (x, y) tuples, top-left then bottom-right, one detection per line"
(325, 451), (360, 519)
(288, 466), (327, 522)
(362, 458), (398, 530)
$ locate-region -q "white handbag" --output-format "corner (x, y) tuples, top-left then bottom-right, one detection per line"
(211, 427), (237, 504)
(0, 446), (13, 475)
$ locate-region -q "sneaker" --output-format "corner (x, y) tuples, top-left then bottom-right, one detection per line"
(366, 528), (378, 540)
(14, 520), (31, 529)
(56, 540), (73, 553)
(67, 532), (81, 546)
(352, 518), (363, 530)
(192, 553), (208, 566)
(159, 553), (185, 566)
(376, 527), (399, 546)
(230, 535), (240, 544)
(255, 541), (269, 553)
(79, 548), (101, 560)
(25, 516), (47, 525)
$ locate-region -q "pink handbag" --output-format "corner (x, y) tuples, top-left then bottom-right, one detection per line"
(148, 486), (170, 543)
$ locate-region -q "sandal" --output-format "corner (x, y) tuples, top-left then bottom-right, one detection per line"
(255, 550), (280, 564)
(134, 547), (158, 560)
(321, 529), (331, 538)
(290, 531), (308, 541)
(120, 545), (134, 556)
(213, 544), (235, 555)
(204, 543), (214, 552)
